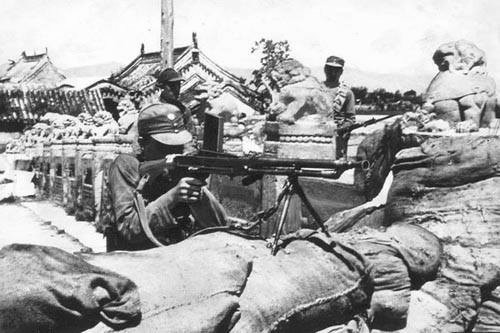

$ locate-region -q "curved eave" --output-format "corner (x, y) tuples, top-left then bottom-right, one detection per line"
(111, 52), (157, 82)
(85, 79), (128, 92)
(198, 50), (243, 83)
(112, 46), (192, 82)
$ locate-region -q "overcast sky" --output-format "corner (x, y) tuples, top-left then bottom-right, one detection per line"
(2, 0), (500, 78)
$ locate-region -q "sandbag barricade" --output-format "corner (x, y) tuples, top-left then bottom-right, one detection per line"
(384, 133), (500, 332)
(0, 244), (141, 332)
(330, 222), (442, 331)
(82, 231), (373, 333)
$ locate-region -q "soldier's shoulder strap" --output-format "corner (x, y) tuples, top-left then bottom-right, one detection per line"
(133, 174), (167, 248)
(332, 82), (350, 117)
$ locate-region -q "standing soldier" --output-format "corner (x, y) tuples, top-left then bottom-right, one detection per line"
(155, 67), (194, 132)
(323, 55), (356, 159)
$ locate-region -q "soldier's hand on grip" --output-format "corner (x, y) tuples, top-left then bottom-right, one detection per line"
(172, 177), (206, 204)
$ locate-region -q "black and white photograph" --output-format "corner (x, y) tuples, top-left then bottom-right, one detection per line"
(0, 0), (499, 332)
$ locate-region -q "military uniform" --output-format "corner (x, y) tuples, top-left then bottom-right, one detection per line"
(105, 100), (226, 251)
(326, 83), (356, 127)
(106, 153), (226, 251)
(324, 55), (356, 158)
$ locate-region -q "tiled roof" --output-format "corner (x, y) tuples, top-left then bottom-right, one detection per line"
(0, 52), (66, 87)
(0, 62), (13, 78)
(108, 43), (259, 111)
(0, 88), (106, 124)
(111, 47), (190, 90)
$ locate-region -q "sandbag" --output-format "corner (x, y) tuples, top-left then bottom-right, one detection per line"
(325, 204), (386, 233)
(474, 286), (500, 332)
(84, 231), (373, 333)
(386, 134), (500, 332)
(0, 244), (141, 333)
(335, 223), (441, 331)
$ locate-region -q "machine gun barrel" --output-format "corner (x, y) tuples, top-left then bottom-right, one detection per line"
(141, 151), (370, 184)
(336, 114), (396, 136)
(170, 154), (369, 181)
(174, 155), (367, 170)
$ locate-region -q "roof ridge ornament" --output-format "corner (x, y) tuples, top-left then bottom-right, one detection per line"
(192, 32), (199, 63)
(192, 32), (198, 49)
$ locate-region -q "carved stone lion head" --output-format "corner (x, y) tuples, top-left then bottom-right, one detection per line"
(270, 59), (313, 89)
(432, 40), (486, 74)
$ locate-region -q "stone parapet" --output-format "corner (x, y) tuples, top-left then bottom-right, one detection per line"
(49, 140), (64, 205)
(62, 139), (78, 214)
(74, 139), (95, 222)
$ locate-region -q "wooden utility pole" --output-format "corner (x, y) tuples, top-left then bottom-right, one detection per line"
(161, 0), (174, 68)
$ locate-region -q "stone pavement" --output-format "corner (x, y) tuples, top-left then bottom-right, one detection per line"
(0, 199), (106, 253)
(21, 200), (106, 253)
(0, 202), (84, 253)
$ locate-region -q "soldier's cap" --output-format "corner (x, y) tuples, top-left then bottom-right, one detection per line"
(138, 103), (192, 145)
(325, 55), (345, 68)
(156, 68), (185, 87)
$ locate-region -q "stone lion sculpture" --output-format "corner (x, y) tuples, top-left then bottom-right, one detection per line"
(423, 40), (498, 128)
(49, 115), (80, 141)
(22, 123), (51, 145)
(194, 81), (254, 122)
(32, 123), (50, 139)
(91, 111), (119, 137)
(75, 112), (95, 139)
(39, 112), (62, 125)
(38, 113), (76, 141)
(268, 59), (333, 124)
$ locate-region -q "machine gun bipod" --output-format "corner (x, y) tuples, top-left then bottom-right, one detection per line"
(252, 174), (331, 255)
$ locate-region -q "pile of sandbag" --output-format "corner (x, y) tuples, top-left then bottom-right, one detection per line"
(324, 218), (441, 331)
(2, 223), (445, 333)
(83, 232), (373, 333)
(5, 126), (499, 332)
(0, 244), (141, 333)
(1, 222), (444, 333)
(385, 134), (500, 332)
(85, 223), (442, 333)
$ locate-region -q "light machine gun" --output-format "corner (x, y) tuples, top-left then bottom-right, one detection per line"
(138, 113), (369, 255)
(336, 114), (397, 136)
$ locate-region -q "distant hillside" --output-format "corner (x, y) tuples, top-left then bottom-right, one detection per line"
(229, 66), (434, 93)
(62, 62), (435, 93)
(323, 67), (434, 93)
(62, 62), (123, 79)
